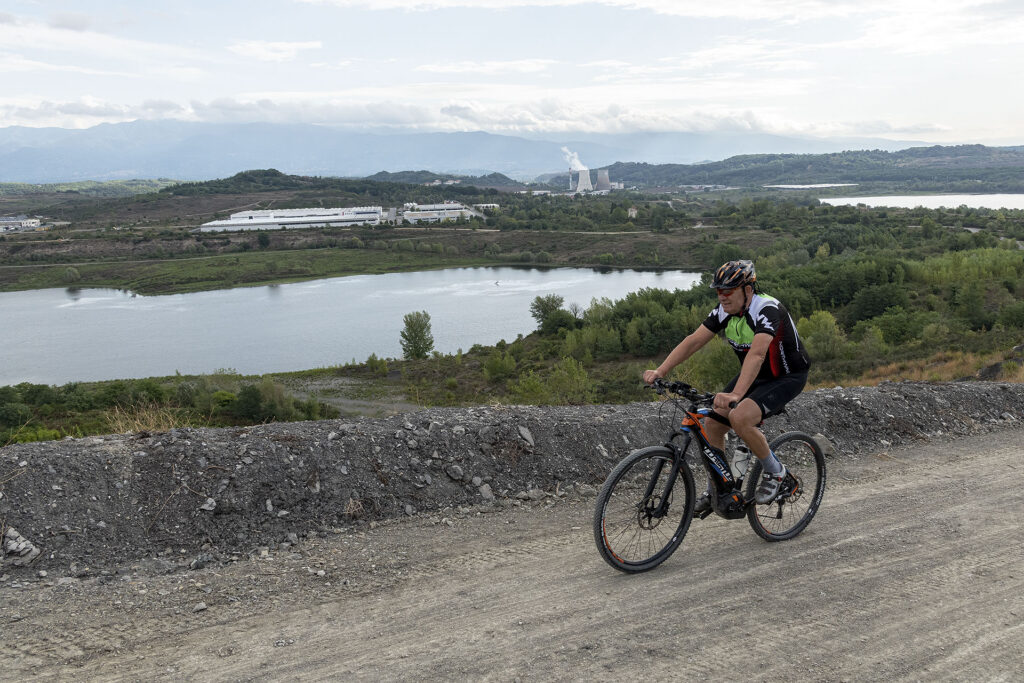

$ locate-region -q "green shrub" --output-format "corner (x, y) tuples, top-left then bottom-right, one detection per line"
(483, 350), (517, 382)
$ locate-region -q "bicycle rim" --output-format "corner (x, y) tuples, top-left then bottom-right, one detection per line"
(593, 446), (695, 572)
(746, 432), (826, 541)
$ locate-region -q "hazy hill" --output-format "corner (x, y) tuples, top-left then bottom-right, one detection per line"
(0, 120), (926, 184)
(364, 170), (526, 190)
(571, 145), (1024, 190)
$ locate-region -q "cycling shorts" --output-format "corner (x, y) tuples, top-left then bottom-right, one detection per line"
(720, 371), (808, 420)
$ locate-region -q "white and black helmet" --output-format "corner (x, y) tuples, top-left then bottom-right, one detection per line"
(710, 260), (756, 290)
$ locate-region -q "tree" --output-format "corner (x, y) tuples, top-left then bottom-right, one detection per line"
(400, 311), (434, 359)
(530, 294), (565, 329)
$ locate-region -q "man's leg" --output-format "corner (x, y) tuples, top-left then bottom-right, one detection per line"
(730, 397), (787, 504)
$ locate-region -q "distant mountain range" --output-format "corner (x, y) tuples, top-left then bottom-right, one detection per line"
(0, 120), (930, 184)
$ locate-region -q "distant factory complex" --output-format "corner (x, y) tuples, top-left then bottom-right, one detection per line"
(0, 215), (42, 232)
(198, 202), (493, 232)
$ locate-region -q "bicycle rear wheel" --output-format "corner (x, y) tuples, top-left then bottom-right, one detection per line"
(593, 446), (695, 572)
(745, 432), (826, 541)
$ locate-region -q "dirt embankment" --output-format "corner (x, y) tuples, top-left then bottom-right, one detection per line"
(2, 381), (1022, 576)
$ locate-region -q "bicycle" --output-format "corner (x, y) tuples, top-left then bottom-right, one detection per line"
(593, 378), (827, 573)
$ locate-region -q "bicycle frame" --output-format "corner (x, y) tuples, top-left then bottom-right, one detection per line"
(664, 406), (751, 519)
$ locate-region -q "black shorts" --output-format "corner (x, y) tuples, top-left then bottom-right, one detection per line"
(721, 371), (808, 419)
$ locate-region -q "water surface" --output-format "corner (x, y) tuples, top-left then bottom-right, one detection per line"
(1, 266), (700, 385)
(819, 194), (1024, 210)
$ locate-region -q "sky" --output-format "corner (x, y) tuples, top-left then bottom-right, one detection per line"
(2, 0), (1023, 144)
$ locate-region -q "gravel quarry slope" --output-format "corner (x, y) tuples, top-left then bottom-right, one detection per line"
(2, 380), (1022, 576)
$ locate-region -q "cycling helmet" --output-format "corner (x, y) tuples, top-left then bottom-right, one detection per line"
(710, 259), (756, 290)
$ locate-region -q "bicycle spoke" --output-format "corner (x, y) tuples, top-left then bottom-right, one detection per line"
(746, 432), (826, 541)
(594, 447), (694, 571)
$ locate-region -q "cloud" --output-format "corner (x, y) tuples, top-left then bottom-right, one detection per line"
(227, 40), (322, 62)
(293, 0), (982, 22)
(48, 13), (93, 32)
(0, 51), (134, 77)
(0, 93), (954, 141)
(416, 59), (557, 74)
(0, 14), (207, 65)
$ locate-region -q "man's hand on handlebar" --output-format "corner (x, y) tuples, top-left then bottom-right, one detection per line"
(642, 369), (663, 385)
(714, 391), (742, 411)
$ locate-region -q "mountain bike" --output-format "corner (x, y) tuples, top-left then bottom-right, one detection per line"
(593, 379), (826, 573)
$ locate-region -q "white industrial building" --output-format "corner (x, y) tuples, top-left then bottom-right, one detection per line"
(0, 215), (42, 232)
(401, 202), (474, 224)
(199, 206), (383, 232)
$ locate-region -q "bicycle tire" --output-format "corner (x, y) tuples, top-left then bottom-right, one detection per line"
(745, 431), (826, 541)
(593, 445), (695, 572)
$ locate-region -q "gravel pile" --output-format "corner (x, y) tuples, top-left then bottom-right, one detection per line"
(2, 381), (1022, 574)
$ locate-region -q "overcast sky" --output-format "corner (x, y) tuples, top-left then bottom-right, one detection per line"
(2, 0), (1022, 143)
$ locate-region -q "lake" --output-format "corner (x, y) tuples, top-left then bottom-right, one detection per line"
(0, 266), (701, 386)
(819, 194), (1024, 210)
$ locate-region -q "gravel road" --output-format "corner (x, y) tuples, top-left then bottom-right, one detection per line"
(4, 426), (1023, 681)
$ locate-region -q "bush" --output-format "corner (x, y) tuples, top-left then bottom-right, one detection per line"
(366, 353), (389, 377)
(483, 350), (516, 382)
(797, 311), (847, 361)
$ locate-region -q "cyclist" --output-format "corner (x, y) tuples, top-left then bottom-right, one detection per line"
(642, 259), (810, 510)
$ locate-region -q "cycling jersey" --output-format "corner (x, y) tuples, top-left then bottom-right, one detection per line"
(702, 293), (811, 380)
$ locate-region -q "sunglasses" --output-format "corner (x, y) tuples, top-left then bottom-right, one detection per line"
(716, 286), (741, 297)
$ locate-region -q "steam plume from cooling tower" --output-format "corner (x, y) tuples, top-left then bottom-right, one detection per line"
(561, 146), (587, 172)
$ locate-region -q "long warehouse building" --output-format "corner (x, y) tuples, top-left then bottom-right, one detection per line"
(199, 207), (383, 232)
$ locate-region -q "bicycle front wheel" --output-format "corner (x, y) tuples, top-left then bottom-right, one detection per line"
(745, 431), (826, 541)
(593, 446), (695, 573)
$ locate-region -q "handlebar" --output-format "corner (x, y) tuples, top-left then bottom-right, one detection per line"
(648, 378), (715, 404)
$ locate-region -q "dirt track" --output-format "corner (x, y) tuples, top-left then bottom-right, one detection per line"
(4, 427), (1023, 681)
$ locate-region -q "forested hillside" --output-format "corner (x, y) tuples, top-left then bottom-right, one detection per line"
(589, 145), (1024, 190)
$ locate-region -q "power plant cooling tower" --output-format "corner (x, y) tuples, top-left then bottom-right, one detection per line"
(595, 169), (611, 192)
(575, 169), (593, 193)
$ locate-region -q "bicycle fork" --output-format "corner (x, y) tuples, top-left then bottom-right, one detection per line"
(639, 444), (688, 521)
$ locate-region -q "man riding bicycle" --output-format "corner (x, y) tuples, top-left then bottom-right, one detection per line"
(642, 260), (810, 511)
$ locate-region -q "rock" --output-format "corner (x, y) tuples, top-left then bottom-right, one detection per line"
(193, 602), (208, 613)
(478, 426), (498, 444)
(189, 553), (214, 570)
(479, 483), (495, 502)
(404, 504), (415, 516)
(327, 431), (339, 441)
(446, 464), (465, 481)
(452, 426), (466, 436)
(3, 528), (41, 566)
(199, 498), (217, 511)
(471, 476), (482, 487)
(518, 426), (535, 447)
(528, 488), (546, 501)
(813, 434), (836, 457)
